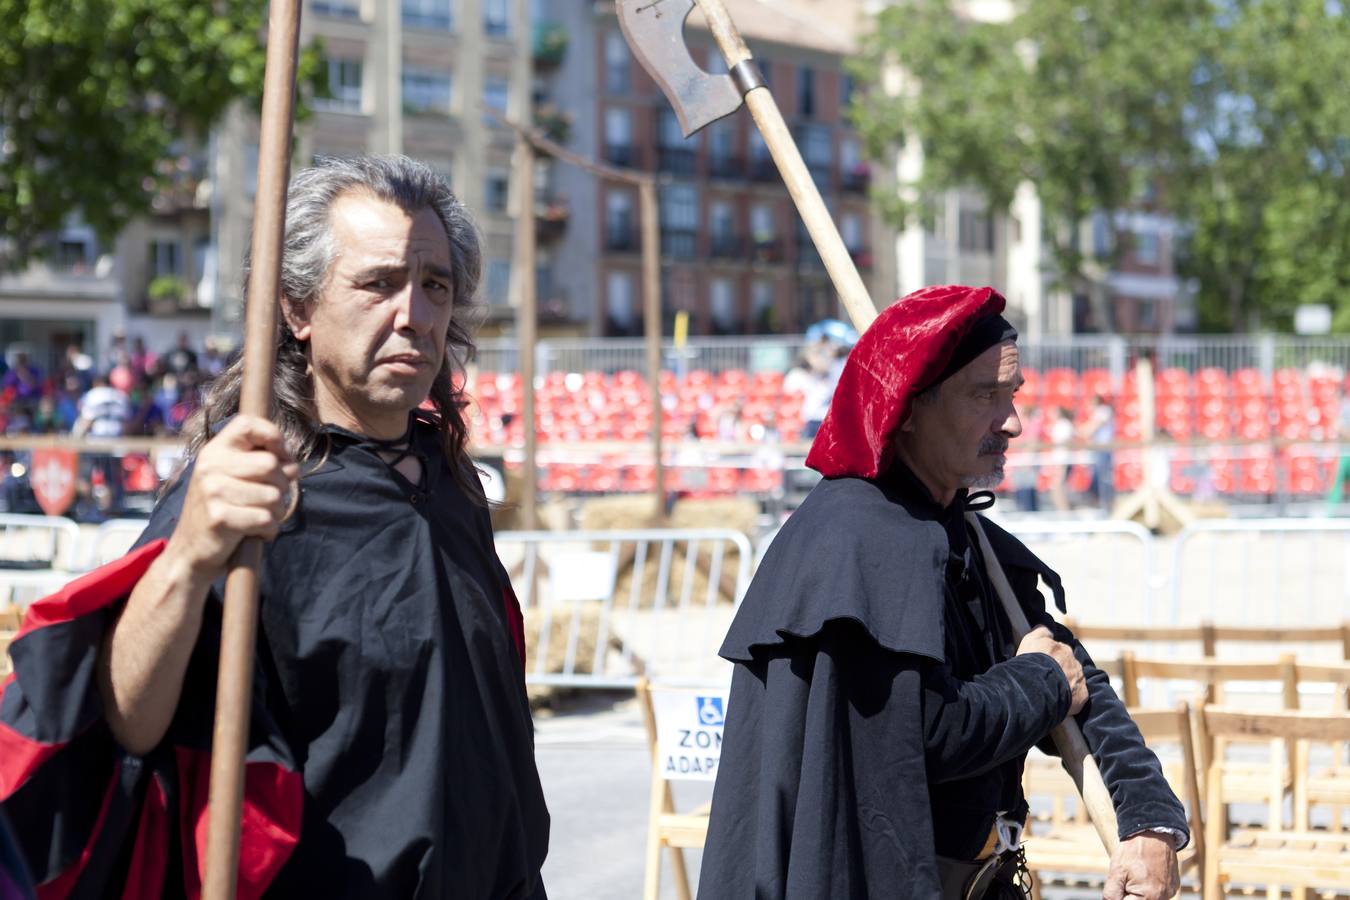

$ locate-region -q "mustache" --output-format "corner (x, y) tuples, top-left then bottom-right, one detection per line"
(978, 437), (1009, 455)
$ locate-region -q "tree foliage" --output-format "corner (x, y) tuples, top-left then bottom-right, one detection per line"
(0, 0), (322, 270)
(853, 0), (1350, 332)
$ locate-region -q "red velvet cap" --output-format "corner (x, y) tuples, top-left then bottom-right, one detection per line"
(805, 284), (1008, 479)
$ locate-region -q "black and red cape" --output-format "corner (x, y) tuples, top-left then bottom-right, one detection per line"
(1, 417), (549, 899)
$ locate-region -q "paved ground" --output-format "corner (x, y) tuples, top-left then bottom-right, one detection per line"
(534, 692), (709, 899)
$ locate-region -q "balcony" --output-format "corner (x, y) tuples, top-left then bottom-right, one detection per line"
(535, 104), (572, 144)
(657, 146), (696, 176)
(797, 239), (826, 272)
(605, 225), (639, 253)
(535, 198), (569, 242)
(842, 164), (871, 194)
(751, 238), (784, 264)
(749, 157), (778, 183)
(604, 143), (638, 167)
(709, 155), (744, 180)
(710, 234), (745, 259)
(661, 229), (697, 259)
(532, 22), (567, 68)
(402, 8), (451, 29)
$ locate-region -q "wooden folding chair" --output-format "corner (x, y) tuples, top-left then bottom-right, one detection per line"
(636, 677), (724, 900)
(1197, 707), (1350, 899)
(1022, 703), (1204, 897)
(1065, 620), (1350, 665)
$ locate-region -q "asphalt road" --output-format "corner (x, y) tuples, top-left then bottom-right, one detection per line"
(534, 693), (711, 900)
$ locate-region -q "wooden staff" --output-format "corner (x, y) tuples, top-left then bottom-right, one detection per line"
(691, 0), (1122, 853)
(202, 1), (303, 896)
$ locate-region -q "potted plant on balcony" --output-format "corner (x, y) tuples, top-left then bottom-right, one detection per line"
(148, 274), (187, 311)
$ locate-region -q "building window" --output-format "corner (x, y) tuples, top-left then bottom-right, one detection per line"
(605, 31), (630, 94)
(840, 212), (862, 252)
(483, 77), (509, 113)
(605, 189), (635, 250)
(958, 208), (995, 253)
(657, 109), (684, 148)
(402, 0), (452, 30)
(150, 240), (182, 278)
(710, 277), (737, 333)
(402, 67), (452, 115)
(607, 270), (637, 333)
(1092, 213), (1112, 257)
(604, 108), (633, 165)
(750, 203), (775, 242)
(485, 259), (511, 303)
(751, 279), (776, 331)
(483, 0), (509, 37)
(796, 67), (815, 119)
(798, 124), (832, 178)
(317, 57), (363, 112)
(709, 120), (735, 168)
(659, 184), (699, 258)
(53, 233), (95, 272)
(312, 0), (361, 18)
(486, 171), (509, 212)
(710, 201), (735, 243)
(1135, 230), (1160, 265)
(841, 73), (856, 109)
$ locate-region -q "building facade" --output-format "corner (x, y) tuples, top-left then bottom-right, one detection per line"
(537, 0), (896, 337)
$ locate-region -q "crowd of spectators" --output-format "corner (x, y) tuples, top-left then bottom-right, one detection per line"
(0, 331), (229, 438)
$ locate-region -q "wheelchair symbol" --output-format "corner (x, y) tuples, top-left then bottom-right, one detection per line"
(696, 696), (725, 726)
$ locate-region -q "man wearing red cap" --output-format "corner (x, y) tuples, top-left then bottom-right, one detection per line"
(699, 286), (1186, 899)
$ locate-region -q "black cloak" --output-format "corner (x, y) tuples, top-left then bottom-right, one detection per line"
(1, 416), (549, 899)
(696, 469), (1188, 899)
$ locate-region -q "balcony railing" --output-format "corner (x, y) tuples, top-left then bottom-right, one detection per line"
(604, 143), (637, 167)
(535, 199), (569, 242)
(709, 155), (744, 180)
(710, 235), (745, 259)
(751, 238), (784, 264)
(605, 226), (639, 253)
(842, 165), (871, 193)
(661, 229), (698, 259)
(657, 146), (696, 176)
(749, 157), (778, 182)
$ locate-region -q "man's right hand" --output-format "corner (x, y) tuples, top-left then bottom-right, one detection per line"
(167, 415), (299, 581)
(1017, 625), (1088, 716)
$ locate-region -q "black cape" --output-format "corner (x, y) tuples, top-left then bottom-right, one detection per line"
(1, 417), (549, 899)
(697, 469), (1188, 899)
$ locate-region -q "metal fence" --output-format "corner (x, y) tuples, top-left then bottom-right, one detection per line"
(475, 334), (1350, 379)
(495, 528), (752, 688)
(1169, 519), (1350, 637)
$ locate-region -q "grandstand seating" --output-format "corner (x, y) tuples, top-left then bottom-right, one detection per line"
(469, 364), (1350, 500)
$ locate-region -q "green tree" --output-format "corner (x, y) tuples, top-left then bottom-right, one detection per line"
(0, 0), (323, 270)
(853, 0), (1350, 333)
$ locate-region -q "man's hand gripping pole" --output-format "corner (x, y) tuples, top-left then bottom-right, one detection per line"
(202, 1), (303, 897)
(615, 0), (1120, 855)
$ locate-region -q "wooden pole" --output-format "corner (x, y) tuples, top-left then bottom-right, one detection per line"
(202, 0), (302, 896)
(689, 0), (1121, 854)
(639, 181), (665, 516)
(515, 134), (539, 530)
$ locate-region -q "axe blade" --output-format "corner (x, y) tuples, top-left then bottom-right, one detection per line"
(617, 0), (743, 137)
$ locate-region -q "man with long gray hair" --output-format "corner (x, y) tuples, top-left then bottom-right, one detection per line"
(0, 155), (550, 898)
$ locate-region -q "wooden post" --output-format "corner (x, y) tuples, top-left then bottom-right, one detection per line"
(515, 134), (539, 531)
(639, 181), (664, 516)
(202, 0), (302, 896)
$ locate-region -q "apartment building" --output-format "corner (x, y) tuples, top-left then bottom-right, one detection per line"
(538, 0), (897, 337)
(210, 0), (533, 332)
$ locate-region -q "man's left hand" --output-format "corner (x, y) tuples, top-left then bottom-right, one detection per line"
(1102, 833), (1179, 900)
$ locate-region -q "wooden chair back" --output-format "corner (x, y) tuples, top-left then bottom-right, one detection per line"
(1196, 707), (1350, 898)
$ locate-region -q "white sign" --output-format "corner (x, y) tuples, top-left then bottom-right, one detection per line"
(1296, 304), (1332, 336)
(651, 687), (729, 782)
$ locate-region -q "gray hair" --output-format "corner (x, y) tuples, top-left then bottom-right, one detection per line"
(183, 154), (485, 499)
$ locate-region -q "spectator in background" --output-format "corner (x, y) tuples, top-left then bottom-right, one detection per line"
(125, 373), (168, 436)
(1329, 393), (1350, 507)
(1011, 402), (1042, 511)
(165, 330), (198, 375)
(3, 348), (43, 412)
(64, 343), (95, 391)
(129, 336), (157, 379)
(1079, 392), (1115, 512)
(200, 336), (227, 377)
(1048, 405), (1075, 512)
(74, 373), (129, 439)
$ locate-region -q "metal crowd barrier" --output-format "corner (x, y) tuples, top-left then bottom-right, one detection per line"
(495, 528), (752, 688)
(0, 513), (84, 605)
(1169, 519), (1350, 640)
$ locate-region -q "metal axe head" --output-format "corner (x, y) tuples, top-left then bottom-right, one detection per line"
(617, 0), (743, 137)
